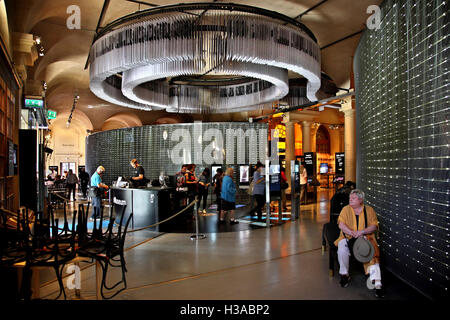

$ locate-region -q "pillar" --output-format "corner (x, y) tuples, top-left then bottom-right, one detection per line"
(302, 121), (312, 153)
(284, 120), (296, 191)
(341, 104), (356, 182)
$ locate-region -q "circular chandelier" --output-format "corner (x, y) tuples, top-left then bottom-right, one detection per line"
(89, 3), (321, 113)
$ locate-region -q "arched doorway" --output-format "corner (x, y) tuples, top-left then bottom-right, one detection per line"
(316, 125), (331, 187)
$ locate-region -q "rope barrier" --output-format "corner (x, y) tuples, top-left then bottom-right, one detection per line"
(127, 200), (198, 233)
(50, 192), (89, 204)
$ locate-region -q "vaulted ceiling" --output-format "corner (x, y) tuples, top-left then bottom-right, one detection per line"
(6, 0), (382, 130)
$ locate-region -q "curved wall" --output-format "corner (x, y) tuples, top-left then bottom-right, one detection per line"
(354, 0), (449, 300)
(86, 122), (268, 185)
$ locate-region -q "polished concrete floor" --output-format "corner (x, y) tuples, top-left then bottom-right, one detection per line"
(38, 188), (425, 301)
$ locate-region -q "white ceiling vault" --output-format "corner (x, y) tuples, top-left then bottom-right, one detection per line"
(6, 0), (382, 130)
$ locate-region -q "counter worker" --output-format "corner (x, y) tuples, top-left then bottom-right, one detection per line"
(90, 166), (109, 219)
(130, 158), (147, 187)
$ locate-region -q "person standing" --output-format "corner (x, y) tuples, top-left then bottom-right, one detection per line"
(90, 166), (109, 219)
(252, 161), (265, 220)
(219, 167), (238, 224)
(197, 168), (211, 214)
(79, 168), (90, 198)
(130, 158), (147, 187)
(176, 164), (188, 207)
(66, 169), (79, 201)
(280, 168), (288, 211)
(299, 164), (308, 204)
(212, 168), (224, 215)
(185, 164), (198, 219)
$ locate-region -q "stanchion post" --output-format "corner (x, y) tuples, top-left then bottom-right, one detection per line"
(278, 197), (282, 223)
(265, 159), (270, 227)
(190, 198), (206, 240)
(108, 189), (112, 219)
(290, 160), (296, 221)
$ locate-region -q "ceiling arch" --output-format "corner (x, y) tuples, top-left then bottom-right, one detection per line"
(50, 109), (94, 132)
(101, 112), (143, 131)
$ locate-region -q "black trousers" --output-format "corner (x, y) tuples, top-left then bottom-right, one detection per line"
(66, 183), (76, 200)
(300, 184), (307, 204)
(80, 183), (88, 197)
(197, 187), (208, 210)
(215, 193), (222, 213)
(254, 194), (265, 219)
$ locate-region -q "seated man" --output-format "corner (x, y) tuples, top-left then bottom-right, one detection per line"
(334, 189), (385, 298)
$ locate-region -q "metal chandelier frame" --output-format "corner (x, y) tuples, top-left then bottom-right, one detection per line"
(89, 2), (320, 113)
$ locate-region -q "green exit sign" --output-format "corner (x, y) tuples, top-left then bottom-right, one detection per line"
(47, 110), (57, 119)
(24, 98), (44, 108)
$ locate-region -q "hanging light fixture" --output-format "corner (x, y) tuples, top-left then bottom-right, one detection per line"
(89, 3), (321, 113)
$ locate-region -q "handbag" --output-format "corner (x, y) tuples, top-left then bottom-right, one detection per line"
(281, 181), (288, 189)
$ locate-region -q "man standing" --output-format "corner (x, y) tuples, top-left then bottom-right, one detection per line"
(66, 169), (79, 201)
(130, 158), (147, 187)
(90, 166), (109, 219)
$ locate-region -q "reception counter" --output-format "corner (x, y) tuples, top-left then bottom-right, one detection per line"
(111, 186), (176, 230)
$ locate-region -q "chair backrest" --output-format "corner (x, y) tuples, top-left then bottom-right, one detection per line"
(119, 212), (133, 250)
(329, 190), (350, 224)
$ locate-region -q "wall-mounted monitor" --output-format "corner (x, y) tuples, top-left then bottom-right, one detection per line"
(319, 163), (329, 174)
(239, 165), (250, 184)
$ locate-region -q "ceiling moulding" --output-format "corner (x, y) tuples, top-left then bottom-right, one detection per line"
(88, 3), (321, 114)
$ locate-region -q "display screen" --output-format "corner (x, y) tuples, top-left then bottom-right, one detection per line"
(269, 164), (280, 175)
(304, 152), (315, 176)
(295, 164), (299, 173)
(319, 163), (329, 174)
(335, 152), (345, 174)
(239, 165), (250, 183)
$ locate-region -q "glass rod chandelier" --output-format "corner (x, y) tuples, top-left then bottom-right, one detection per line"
(89, 3), (321, 113)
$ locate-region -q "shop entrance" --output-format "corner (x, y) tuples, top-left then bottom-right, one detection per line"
(60, 162), (76, 177)
(315, 125), (332, 188)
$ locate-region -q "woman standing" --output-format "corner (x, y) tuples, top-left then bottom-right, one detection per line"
(185, 164), (198, 219)
(252, 162), (265, 220)
(299, 164), (307, 204)
(212, 168), (224, 215)
(197, 168), (211, 214)
(219, 167), (239, 224)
